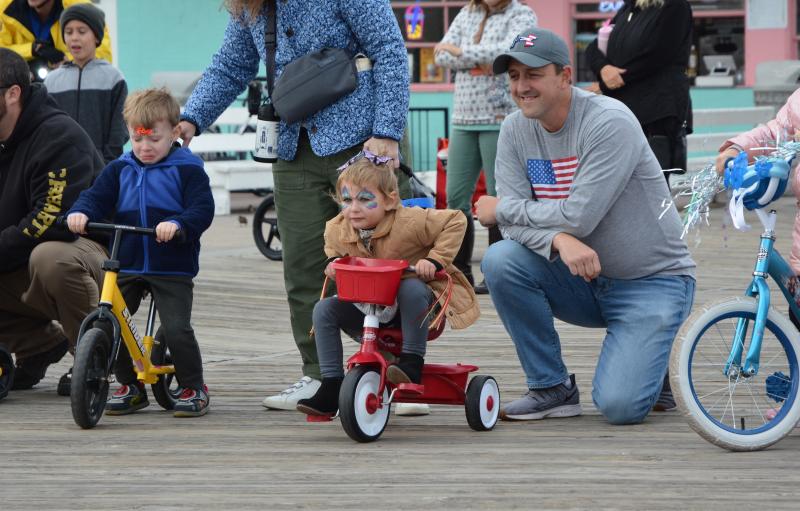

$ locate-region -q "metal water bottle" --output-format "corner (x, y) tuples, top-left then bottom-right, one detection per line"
(253, 98), (279, 163)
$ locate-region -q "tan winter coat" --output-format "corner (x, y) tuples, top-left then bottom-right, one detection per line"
(324, 207), (480, 329)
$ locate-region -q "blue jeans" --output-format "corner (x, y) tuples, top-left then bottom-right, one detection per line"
(481, 240), (695, 425)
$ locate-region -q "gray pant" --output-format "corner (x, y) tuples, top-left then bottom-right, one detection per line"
(313, 278), (433, 379)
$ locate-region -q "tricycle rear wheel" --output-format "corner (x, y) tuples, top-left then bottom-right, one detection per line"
(465, 375), (500, 431)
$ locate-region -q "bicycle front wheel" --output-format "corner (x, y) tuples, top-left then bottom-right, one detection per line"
(71, 328), (112, 429)
(670, 296), (800, 451)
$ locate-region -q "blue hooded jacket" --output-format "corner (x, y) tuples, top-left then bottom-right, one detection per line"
(69, 147), (214, 277)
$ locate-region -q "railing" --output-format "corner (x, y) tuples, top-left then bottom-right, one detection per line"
(407, 107), (449, 172)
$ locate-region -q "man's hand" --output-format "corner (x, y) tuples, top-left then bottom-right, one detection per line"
(475, 195), (499, 227)
(66, 212), (89, 235)
(715, 147), (740, 174)
(415, 258), (437, 281)
(434, 43), (462, 57)
(363, 137), (400, 169)
(600, 65), (626, 90)
(155, 221), (179, 243)
(177, 121), (197, 148)
(552, 233), (601, 282)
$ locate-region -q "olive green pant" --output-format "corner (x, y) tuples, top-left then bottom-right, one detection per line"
(272, 131), (409, 379)
(445, 127), (499, 213)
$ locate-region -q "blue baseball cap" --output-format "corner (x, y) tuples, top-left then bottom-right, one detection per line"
(493, 27), (571, 74)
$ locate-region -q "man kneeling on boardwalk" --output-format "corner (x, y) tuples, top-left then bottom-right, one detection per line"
(474, 28), (696, 425)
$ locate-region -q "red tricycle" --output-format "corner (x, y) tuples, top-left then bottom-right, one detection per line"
(310, 256), (500, 442)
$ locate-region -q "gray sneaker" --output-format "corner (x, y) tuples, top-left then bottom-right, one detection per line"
(500, 374), (582, 420)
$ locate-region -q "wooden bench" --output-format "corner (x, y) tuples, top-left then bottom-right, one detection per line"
(186, 107), (271, 216)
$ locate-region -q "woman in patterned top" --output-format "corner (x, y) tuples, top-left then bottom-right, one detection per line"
(434, 0), (537, 294)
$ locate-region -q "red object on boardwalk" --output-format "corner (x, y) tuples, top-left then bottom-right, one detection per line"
(435, 137), (487, 213)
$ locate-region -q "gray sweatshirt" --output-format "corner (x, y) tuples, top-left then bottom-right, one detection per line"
(495, 87), (695, 279)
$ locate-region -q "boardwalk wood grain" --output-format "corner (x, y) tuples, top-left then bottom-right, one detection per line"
(2, 194), (800, 510)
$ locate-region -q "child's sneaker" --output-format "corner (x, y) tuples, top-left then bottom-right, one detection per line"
(296, 376), (343, 416)
(174, 385), (210, 417)
(387, 353), (424, 385)
(106, 383), (150, 415)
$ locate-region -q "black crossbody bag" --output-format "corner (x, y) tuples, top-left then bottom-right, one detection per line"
(266, 1), (359, 124)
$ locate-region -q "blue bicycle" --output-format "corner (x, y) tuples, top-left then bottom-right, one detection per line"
(670, 145), (800, 451)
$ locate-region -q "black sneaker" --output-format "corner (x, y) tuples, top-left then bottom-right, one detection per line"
(387, 353), (424, 385)
(106, 383), (150, 415)
(174, 385), (210, 417)
(296, 377), (343, 416)
(57, 367), (72, 396)
(652, 372), (676, 411)
(500, 374), (582, 420)
(11, 338), (69, 390)
(473, 279), (489, 295)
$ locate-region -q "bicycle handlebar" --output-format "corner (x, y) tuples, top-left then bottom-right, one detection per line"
(56, 216), (186, 242)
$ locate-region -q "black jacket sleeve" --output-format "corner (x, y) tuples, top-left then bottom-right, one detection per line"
(0, 129), (101, 272)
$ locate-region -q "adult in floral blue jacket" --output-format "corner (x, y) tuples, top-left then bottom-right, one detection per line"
(179, 0), (410, 410)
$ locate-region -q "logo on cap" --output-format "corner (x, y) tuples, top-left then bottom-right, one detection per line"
(512, 33), (538, 49)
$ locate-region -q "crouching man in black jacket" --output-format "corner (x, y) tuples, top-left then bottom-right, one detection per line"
(0, 48), (105, 391)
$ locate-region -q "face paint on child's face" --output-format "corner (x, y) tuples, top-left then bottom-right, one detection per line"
(129, 120), (178, 164)
(356, 190), (378, 209)
(339, 181), (395, 230)
(340, 186), (352, 210)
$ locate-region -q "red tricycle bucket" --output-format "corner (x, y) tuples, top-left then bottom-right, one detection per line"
(332, 257), (409, 306)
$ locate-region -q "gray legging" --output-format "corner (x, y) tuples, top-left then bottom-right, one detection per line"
(313, 278), (434, 379)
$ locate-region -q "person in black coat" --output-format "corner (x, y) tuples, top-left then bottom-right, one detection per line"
(586, 0), (692, 180)
(0, 48), (106, 392)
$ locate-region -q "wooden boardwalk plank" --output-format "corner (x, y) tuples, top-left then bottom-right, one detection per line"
(2, 195), (800, 510)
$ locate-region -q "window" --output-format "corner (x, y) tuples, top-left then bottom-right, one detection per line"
(391, 1), (469, 87)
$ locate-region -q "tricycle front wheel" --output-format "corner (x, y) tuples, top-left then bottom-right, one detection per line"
(339, 366), (391, 442)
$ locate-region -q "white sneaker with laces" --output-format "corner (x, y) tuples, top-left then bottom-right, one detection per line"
(262, 376), (321, 410)
(394, 402), (430, 416)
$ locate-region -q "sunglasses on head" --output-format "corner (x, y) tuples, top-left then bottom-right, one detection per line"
(337, 149), (393, 172)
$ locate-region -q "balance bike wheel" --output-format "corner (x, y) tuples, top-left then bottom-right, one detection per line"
(339, 366), (391, 442)
(465, 375), (500, 431)
(71, 328), (112, 429)
(150, 343), (181, 410)
(252, 194), (282, 261)
(0, 347), (14, 401)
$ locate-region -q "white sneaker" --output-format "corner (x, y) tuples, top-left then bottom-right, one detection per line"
(394, 402), (430, 416)
(262, 376), (321, 410)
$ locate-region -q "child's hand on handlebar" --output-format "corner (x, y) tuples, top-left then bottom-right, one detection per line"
(415, 258), (437, 281)
(716, 147), (740, 174)
(66, 212), (89, 234)
(325, 259), (339, 279)
(155, 221), (179, 243)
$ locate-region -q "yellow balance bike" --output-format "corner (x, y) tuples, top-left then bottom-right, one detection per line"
(69, 221), (182, 428)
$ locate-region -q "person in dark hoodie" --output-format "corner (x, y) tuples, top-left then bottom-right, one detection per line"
(0, 47), (106, 391)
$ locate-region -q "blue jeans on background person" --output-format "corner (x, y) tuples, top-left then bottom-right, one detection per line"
(482, 240), (695, 425)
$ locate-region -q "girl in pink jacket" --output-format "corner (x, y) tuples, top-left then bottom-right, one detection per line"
(717, 88), (800, 275)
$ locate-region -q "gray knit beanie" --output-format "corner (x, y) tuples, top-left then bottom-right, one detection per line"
(60, 4), (106, 46)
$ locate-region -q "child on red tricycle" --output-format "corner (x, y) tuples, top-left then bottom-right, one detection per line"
(296, 151), (497, 441)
